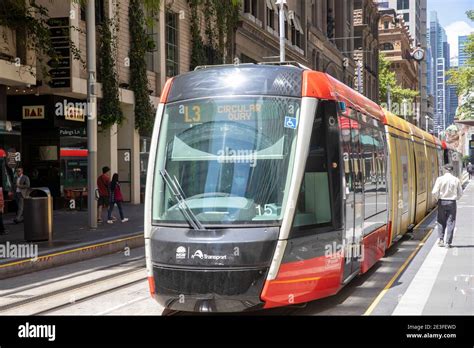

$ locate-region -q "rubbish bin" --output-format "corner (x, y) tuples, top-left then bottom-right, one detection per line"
(24, 187), (53, 242)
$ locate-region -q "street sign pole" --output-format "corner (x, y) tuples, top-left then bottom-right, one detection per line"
(276, 0), (286, 62)
(86, 0), (98, 229)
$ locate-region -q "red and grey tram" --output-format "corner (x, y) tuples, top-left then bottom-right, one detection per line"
(144, 63), (453, 313)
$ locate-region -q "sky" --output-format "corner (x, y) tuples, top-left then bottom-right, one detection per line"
(428, 0), (474, 62)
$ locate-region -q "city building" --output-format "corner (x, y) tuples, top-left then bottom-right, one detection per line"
(238, 0), (356, 85)
(379, 9), (419, 124)
(0, 21), (36, 172)
(376, 0), (429, 131)
(428, 11), (448, 133)
(435, 57), (446, 133)
(353, 0), (380, 102)
(458, 35), (471, 67)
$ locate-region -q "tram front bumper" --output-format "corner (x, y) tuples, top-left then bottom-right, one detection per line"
(148, 225), (280, 312)
(152, 265), (269, 312)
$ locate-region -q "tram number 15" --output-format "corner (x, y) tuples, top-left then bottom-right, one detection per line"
(179, 105), (201, 123)
(256, 204), (273, 216)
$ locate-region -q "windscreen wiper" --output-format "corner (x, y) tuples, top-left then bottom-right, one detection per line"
(159, 169), (206, 230)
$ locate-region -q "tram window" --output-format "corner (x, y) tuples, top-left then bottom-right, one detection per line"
(293, 102), (333, 229)
(374, 130), (387, 214)
(360, 126), (377, 219)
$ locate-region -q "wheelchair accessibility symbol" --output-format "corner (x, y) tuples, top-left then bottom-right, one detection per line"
(284, 116), (298, 129)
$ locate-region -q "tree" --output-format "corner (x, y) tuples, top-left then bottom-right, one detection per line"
(446, 11), (474, 121)
(378, 53), (419, 110)
(187, 0), (241, 70)
(98, 17), (123, 129)
(129, 0), (155, 135)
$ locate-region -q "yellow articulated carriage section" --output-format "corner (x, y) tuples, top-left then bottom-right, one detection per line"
(407, 123), (429, 225)
(384, 111), (417, 246)
(423, 130), (441, 211)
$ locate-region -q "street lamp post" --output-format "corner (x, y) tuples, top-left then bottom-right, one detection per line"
(86, 0), (98, 229)
(276, 0), (287, 62)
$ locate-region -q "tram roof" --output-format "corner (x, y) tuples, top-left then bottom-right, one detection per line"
(302, 70), (386, 122)
(160, 64), (386, 124)
(163, 64), (305, 103)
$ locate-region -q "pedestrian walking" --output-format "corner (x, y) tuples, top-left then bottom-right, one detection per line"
(97, 166), (111, 223)
(107, 173), (128, 224)
(13, 167), (30, 224)
(467, 162), (473, 180)
(431, 164), (463, 248)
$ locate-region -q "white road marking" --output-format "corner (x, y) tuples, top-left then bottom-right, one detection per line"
(392, 238), (448, 315)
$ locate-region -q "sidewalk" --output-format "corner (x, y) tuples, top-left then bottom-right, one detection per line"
(0, 204), (145, 279)
(369, 176), (474, 315)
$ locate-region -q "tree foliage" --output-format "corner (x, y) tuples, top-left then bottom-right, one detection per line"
(0, 0), (58, 77)
(446, 10), (474, 121)
(187, 0), (241, 70)
(378, 53), (419, 108)
(98, 17), (123, 129)
(129, 0), (155, 135)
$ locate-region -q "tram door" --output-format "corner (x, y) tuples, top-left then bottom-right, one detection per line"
(340, 116), (363, 280)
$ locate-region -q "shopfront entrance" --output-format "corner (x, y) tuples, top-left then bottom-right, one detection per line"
(7, 95), (87, 209)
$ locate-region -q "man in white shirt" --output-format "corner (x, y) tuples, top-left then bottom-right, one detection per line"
(431, 164), (463, 248)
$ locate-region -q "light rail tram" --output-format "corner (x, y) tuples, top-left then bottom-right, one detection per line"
(144, 63), (461, 312)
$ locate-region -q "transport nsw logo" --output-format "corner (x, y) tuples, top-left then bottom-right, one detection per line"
(175, 246), (228, 261)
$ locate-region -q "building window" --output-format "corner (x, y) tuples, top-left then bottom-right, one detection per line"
(403, 13), (409, 23)
(384, 21), (389, 29)
(146, 20), (158, 72)
(397, 0), (409, 10)
(165, 11), (179, 77)
(244, 0), (258, 18)
(265, 0), (277, 30)
(381, 42), (394, 51)
(290, 13), (303, 48)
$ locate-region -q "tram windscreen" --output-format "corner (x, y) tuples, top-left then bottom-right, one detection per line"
(153, 96), (301, 226)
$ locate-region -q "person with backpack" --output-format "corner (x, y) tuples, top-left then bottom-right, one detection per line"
(107, 173), (128, 224)
(467, 162), (473, 180)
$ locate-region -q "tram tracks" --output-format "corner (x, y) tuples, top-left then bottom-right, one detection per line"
(0, 258), (147, 316)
